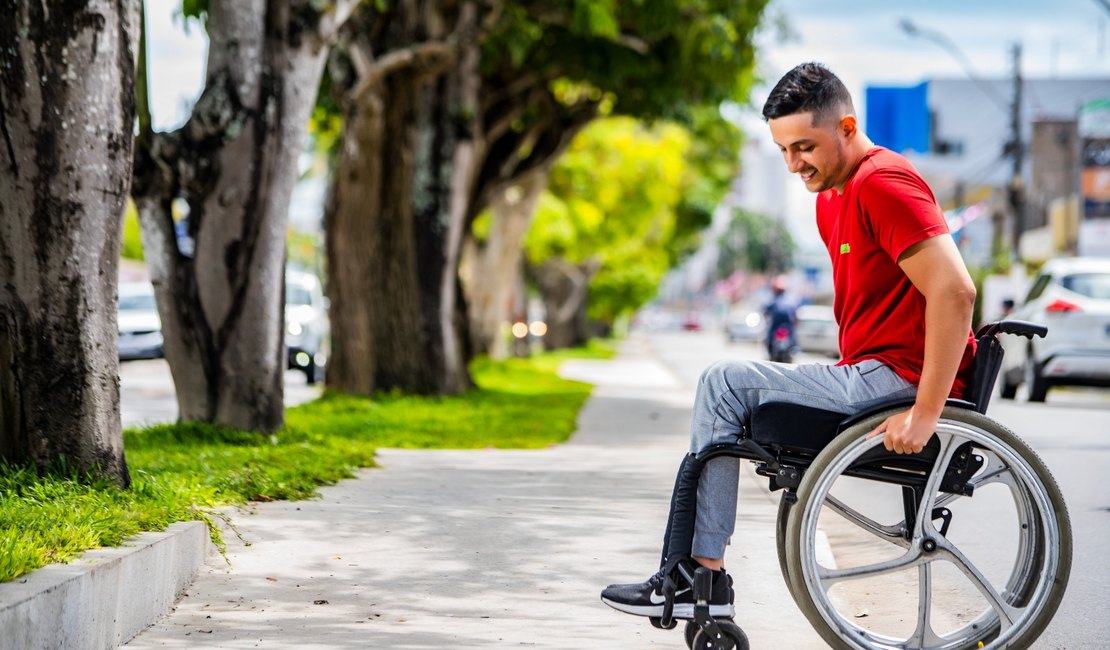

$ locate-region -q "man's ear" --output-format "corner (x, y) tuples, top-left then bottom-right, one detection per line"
(839, 115), (858, 138)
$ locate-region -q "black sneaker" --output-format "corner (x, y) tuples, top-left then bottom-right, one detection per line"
(600, 563), (734, 619)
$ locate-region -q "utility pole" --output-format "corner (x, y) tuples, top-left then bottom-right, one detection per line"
(1007, 43), (1025, 260)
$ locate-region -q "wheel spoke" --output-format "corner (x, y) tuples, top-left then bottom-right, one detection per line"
(913, 433), (962, 538)
(907, 561), (947, 648)
(818, 547), (922, 585)
(824, 495), (909, 548)
(937, 537), (1022, 631)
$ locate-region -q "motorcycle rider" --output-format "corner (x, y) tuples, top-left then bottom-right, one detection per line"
(763, 275), (797, 361)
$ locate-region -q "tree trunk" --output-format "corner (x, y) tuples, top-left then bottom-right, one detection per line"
(0, 0), (138, 486)
(464, 170), (547, 359)
(133, 0), (352, 431)
(410, 28), (480, 394)
(534, 258), (595, 350)
(325, 0), (479, 395)
(325, 74), (428, 394)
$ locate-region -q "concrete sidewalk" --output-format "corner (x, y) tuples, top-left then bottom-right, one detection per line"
(125, 335), (827, 649)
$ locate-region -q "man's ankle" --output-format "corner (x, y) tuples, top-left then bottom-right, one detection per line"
(692, 555), (724, 572)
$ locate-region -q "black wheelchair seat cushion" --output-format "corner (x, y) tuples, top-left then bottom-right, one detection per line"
(749, 402), (846, 456)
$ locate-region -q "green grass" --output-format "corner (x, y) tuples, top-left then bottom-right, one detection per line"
(0, 343), (615, 584)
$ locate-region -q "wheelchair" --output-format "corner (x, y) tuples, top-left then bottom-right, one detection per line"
(650, 321), (1071, 650)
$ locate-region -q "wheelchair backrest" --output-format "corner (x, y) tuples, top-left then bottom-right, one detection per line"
(965, 319), (1048, 414)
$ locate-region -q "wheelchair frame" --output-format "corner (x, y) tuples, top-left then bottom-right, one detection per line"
(652, 321), (1072, 650)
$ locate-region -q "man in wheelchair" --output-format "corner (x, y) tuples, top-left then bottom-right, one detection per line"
(601, 62), (979, 624)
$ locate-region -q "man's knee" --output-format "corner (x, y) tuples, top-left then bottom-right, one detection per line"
(699, 358), (748, 388)
(698, 359), (764, 405)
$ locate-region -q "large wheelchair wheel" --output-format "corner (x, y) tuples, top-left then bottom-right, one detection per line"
(782, 406), (1071, 650)
(776, 495), (795, 599)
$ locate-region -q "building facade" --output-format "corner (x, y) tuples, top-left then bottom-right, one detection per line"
(866, 77), (1110, 261)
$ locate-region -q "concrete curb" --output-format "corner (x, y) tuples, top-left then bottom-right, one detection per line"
(0, 521), (212, 650)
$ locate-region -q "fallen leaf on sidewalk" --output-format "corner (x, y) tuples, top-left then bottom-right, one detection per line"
(314, 599), (329, 605)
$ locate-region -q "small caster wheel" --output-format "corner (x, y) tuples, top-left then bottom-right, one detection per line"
(691, 620), (749, 650)
(683, 619), (733, 648)
(684, 620), (698, 648)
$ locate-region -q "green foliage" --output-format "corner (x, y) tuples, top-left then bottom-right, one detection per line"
(525, 111), (741, 325)
(308, 101), (344, 161)
(0, 346), (609, 583)
(525, 117), (691, 325)
(483, 0), (769, 121)
(287, 228), (323, 275)
(178, 0), (208, 29)
(120, 201), (144, 261)
(716, 208), (796, 276)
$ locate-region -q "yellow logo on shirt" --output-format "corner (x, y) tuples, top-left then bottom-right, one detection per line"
(840, 243), (851, 254)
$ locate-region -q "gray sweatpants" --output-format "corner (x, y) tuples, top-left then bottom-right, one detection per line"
(690, 358), (917, 559)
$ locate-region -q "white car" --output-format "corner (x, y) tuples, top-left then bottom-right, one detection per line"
(999, 257), (1110, 402)
(795, 304), (840, 358)
(286, 270), (329, 384)
(118, 282), (163, 361)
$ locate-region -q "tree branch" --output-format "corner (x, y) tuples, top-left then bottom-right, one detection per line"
(350, 0), (495, 101)
(350, 41), (457, 100)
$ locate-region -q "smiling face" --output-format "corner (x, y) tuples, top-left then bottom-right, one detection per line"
(768, 111), (860, 194)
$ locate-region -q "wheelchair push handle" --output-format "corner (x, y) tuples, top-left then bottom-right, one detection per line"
(975, 319), (1047, 341)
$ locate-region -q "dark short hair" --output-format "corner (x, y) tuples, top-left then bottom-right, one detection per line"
(762, 62), (855, 125)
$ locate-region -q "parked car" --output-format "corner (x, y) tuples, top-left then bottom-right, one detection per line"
(285, 269), (329, 384)
(795, 304), (840, 358)
(118, 282), (163, 361)
(999, 257), (1110, 402)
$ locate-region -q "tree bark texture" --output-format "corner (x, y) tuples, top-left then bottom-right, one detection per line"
(325, 73), (428, 394)
(133, 0), (353, 431)
(0, 0), (138, 485)
(462, 169), (547, 359)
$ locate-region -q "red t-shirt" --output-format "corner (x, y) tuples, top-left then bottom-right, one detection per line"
(816, 147), (975, 398)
